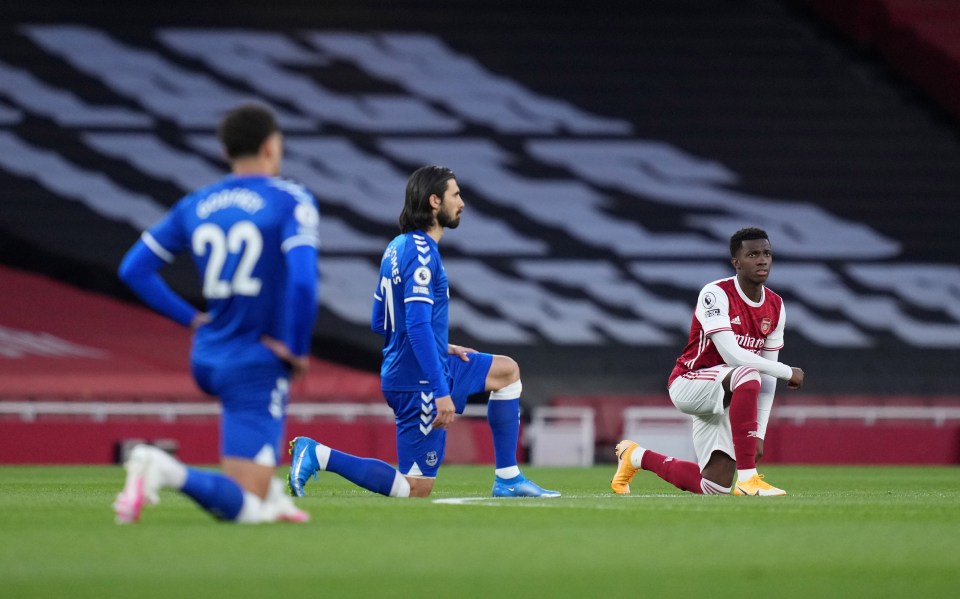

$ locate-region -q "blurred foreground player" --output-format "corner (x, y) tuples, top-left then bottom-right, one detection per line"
(289, 166), (559, 498)
(114, 103), (320, 523)
(612, 227), (804, 497)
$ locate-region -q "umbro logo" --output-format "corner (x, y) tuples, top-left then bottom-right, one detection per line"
(730, 315), (741, 325)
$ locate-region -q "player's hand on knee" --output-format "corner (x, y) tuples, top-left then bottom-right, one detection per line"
(434, 395), (455, 428)
(447, 344), (476, 361)
(788, 367), (804, 389)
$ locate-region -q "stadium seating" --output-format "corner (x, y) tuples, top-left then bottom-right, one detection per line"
(794, 0), (960, 122)
(3, 1), (960, 465)
(0, 265), (381, 405)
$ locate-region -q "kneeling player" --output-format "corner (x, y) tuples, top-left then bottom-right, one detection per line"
(613, 228), (804, 497)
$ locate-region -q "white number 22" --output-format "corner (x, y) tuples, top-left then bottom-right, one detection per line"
(192, 221), (263, 299)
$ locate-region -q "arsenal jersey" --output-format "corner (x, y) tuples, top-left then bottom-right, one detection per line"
(668, 276), (785, 386)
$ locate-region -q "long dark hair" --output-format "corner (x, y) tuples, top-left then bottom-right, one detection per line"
(399, 165), (456, 233)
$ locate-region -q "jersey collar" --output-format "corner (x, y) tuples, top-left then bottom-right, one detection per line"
(733, 276), (765, 308)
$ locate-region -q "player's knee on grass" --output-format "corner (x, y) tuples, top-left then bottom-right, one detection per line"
(407, 477), (435, 497)
(701, 451), (736, 488)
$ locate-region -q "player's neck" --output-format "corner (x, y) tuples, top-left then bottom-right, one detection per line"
(425, 224), (443, 244)
(231, 157), (276, 177)
(736, 275), (763, 302)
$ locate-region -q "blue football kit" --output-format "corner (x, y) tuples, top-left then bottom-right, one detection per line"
(372, 230), (493, 477)
(285, 225), (558, 498)
(119, 174), (320, 466)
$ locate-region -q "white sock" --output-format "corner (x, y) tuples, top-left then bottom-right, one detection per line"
(737, 468), (758, 481)
(261, 478), (308, 521)
(700, 479), (731, 495)
(150, 446), (188, 489)
(314, 443), (332, 470)
(389, 472), (411, 498)
(629, 446), (647, 470)
(235, 492), (266, 524)
(495, 466), (521, 479)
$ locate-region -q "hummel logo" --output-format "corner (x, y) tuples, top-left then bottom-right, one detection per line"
(730, 315), (741, 325)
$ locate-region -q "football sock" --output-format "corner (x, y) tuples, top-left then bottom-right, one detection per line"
(640, 449), (705, 494)
(180, 468), (245, 520)
(488, 386), (522, 475)
(150, 446), (188, 489)
(729, 375), (762, 470)
(628, 445), (648, 469)
(495, 466), (522, 480)
(326, 449), (410, 497)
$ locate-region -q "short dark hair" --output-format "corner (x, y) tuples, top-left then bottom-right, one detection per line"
(399, 165), (456, 233)
(729, 227), (769, 256)
(217, 103), (279, 160)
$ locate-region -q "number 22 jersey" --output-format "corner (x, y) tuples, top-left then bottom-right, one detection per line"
(139, 174), (320, 368)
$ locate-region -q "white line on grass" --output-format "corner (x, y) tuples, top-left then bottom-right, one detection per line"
(433, 494), (672, 507)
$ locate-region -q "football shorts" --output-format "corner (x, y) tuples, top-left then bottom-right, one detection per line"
(384, 352), (493, 478)
(192, 360), (290, 466)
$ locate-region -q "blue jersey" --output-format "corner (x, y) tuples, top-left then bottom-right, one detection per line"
(119, 174), (321, 368)
(372, 231), (450, 397)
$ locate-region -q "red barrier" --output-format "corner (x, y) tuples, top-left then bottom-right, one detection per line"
(764, 422), (960, 464)
(0, 418), (500, 465)
(0, 266), (381, 403)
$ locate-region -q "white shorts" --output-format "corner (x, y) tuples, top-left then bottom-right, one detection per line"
(668, 366), (735, 469)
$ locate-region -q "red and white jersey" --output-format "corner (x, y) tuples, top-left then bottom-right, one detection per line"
(668, 276), (786, 386)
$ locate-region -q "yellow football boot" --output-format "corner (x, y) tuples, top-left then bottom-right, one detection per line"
(611, 440), (640, 495)
(733, 474), (786, 496)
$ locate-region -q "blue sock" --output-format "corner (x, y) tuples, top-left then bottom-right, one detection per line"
(181, 468), (245, 521)
(327, 450), (400, 496)
(488, 398), (521, 470)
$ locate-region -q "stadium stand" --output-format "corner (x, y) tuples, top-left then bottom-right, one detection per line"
(0, 266), (380, 404)
(2, 0), (959, 464)
(793, 0), (960, 122)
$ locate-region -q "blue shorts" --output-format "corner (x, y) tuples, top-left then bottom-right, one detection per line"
(383, 352), (493, 478)
(192, 361), (290, 466)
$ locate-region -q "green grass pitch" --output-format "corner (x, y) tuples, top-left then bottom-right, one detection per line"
(2, 464), (959, 598)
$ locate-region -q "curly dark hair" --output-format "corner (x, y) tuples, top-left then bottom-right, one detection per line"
(729, 227), (769, 257)
(216, 103), (279, 160)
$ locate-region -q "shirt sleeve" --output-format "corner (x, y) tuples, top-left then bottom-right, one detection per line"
(711, 330), (794, 380)
(402, 244), (450, 398)
(756, 349), (780, 438)
(694, 283), (732, 336)
(280, 244), (318, 356)
(765, 302), (787, 351)
(371, 288), (386, 335)
(278, 192), (321, 357)
(117, 204), (198, 327)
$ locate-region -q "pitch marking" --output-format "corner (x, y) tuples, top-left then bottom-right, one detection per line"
(432, 494), (670, 507)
